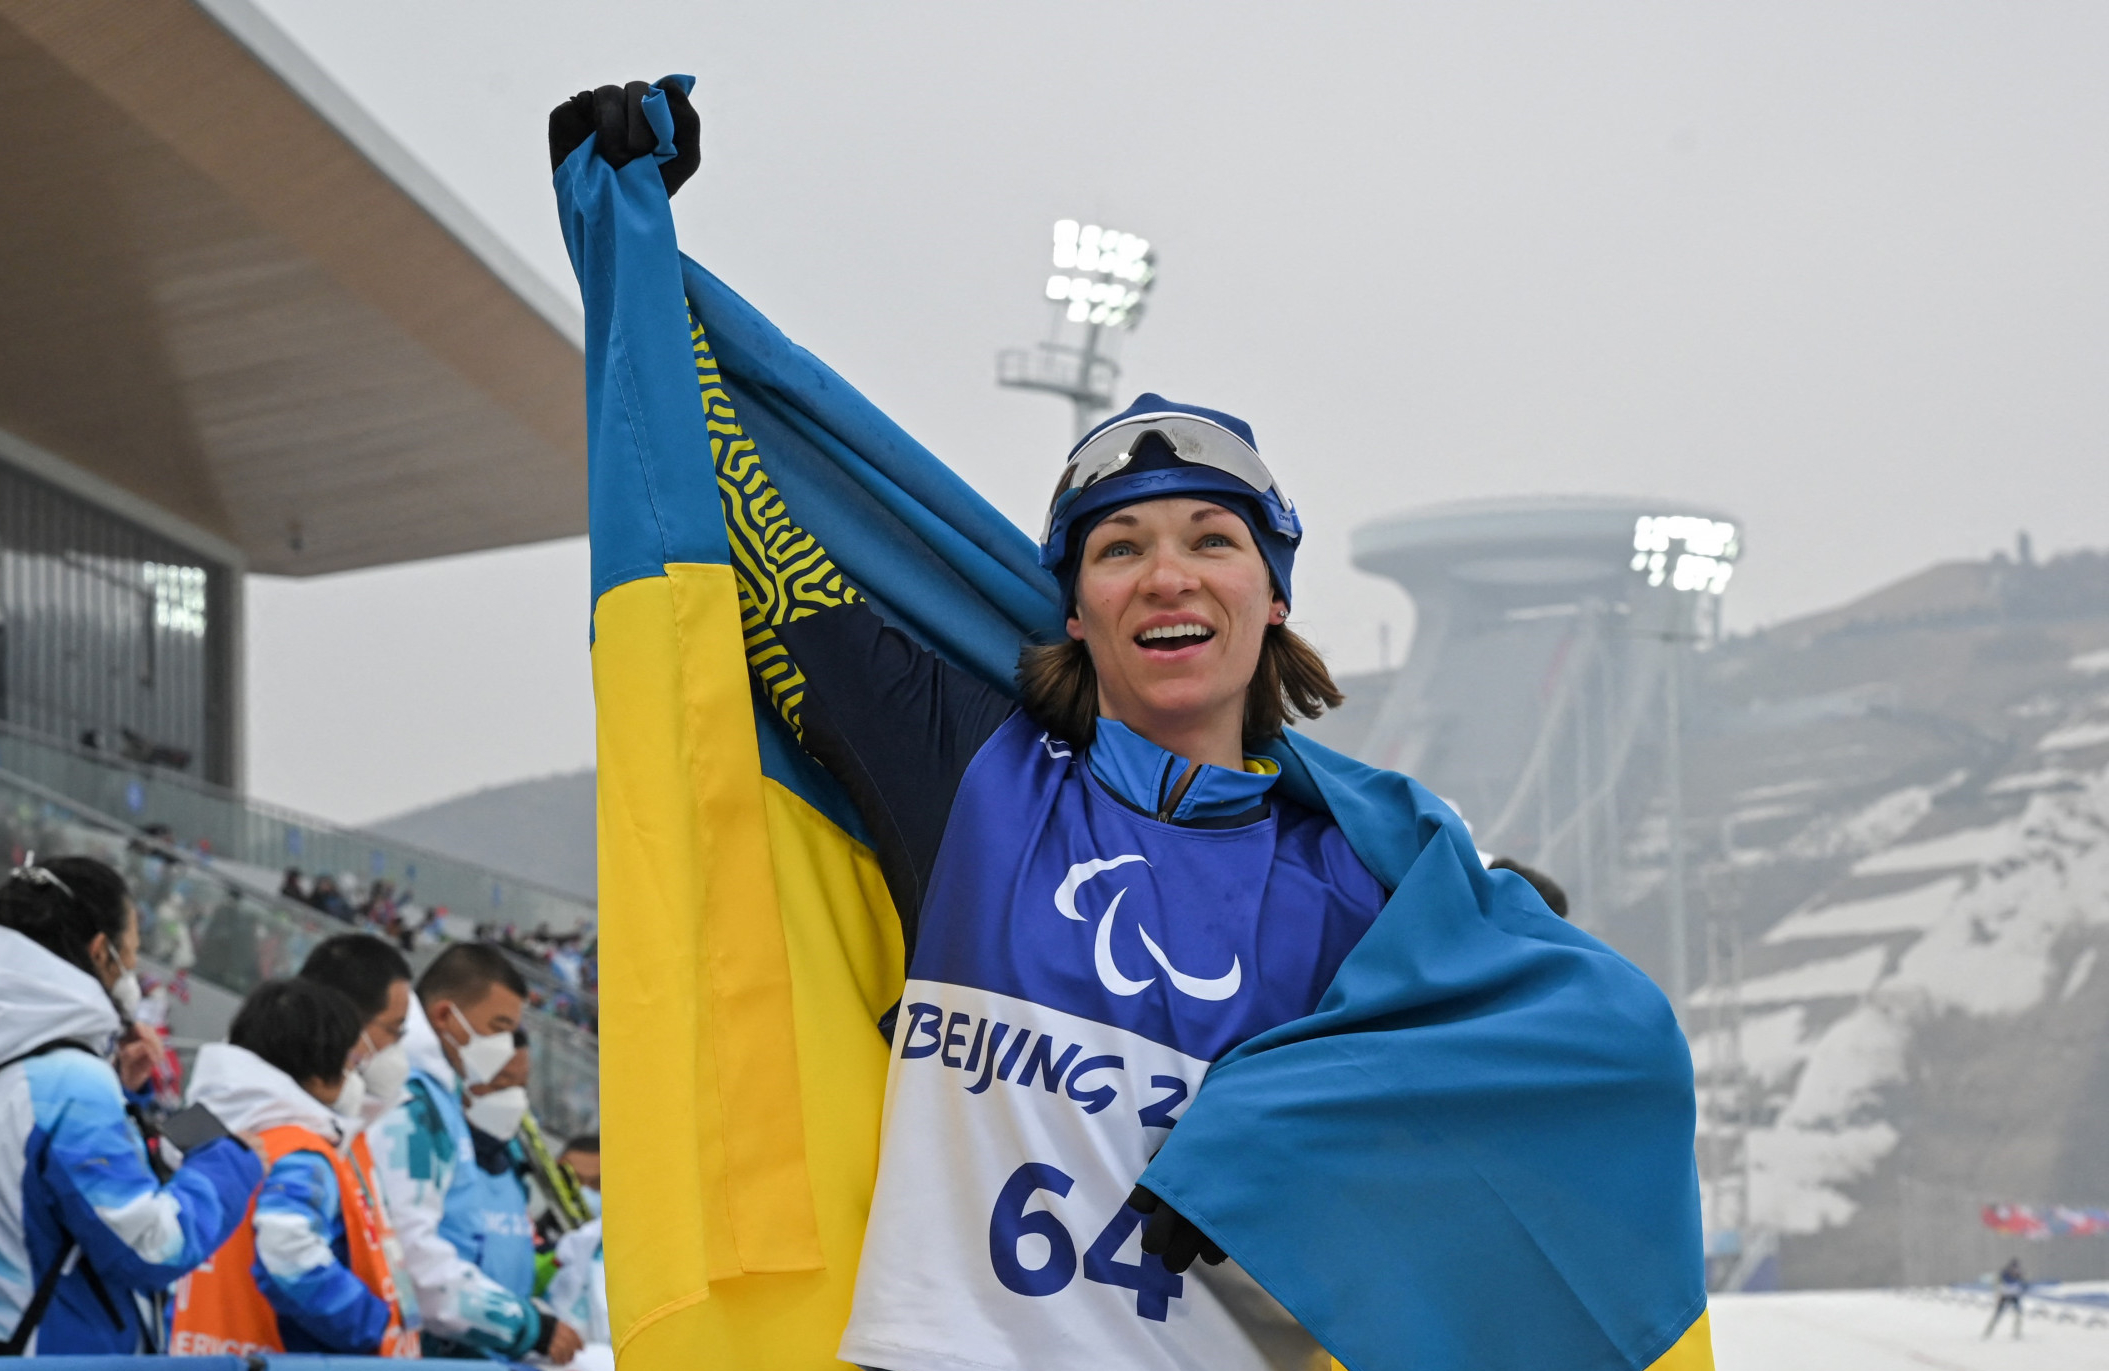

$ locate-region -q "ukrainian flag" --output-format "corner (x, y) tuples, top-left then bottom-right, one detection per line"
(554, 76), (1060, 1371)
(555, 75), (1711, 1371)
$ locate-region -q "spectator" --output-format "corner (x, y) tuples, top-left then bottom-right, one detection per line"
(307, 876), (352, 922)
(544, 1215), (611, 1371)
(172, 979), (413, 1356)
(447, 1035), (538, 1303)
(534, 1131), (602, 1264)
(558, 1134), (601, 1202)
(392, 900), (431, 954)
(279, 868), (307, 902)
(193, 886), (262, 992)
(374, 944), (580, 1365)
(299, 934), (414, 1132)
(0, 856), (261, 1354)
(1489, 856), (1570, 919)
(362, 879), (392, 917)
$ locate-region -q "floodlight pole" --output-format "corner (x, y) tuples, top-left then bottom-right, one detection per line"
(1665, 636), (1688, 1022)
(999, 218), (1154, 444)
(998, 324), (1117, 442)
(1071, 324), (1111, 441)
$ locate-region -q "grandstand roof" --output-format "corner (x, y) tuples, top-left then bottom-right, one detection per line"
(1351, 494), (1740, 593)
(0, 0), (585, 574)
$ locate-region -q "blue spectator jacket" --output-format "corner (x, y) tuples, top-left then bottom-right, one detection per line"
(0, 928), (261, 1353)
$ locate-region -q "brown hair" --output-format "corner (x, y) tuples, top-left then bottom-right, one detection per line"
(1016, 624), (1344, 752)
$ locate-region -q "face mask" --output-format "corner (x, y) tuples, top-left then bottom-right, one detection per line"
(464, 1085), (529, 1141)
(447, 1005), (516, 1086)
(110, 969), (142, 1019)
(331, 1069), (367, 1122)
(357, 1042), (411, 1128)
(582, 1186), (602, 1218)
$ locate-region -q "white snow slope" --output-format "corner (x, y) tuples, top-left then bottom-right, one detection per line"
(1693, 751), (2109, 1236)
(1711, 1289), (2107, 1370)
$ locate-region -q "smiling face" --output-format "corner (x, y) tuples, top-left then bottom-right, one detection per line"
(1066, 497), (1285, 762)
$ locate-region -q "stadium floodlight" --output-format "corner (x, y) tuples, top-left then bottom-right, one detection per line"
(1000, 218), (1159, 438)
(1630, 515), (1740, 595)
(143, 562), (209, 635)
(1046, 219), (1155, 327)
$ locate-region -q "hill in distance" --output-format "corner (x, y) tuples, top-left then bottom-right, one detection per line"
(1309, 543), (2109, 1289)
(370, 769), (596, 904)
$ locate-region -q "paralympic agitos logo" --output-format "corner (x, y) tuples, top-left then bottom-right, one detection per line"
(1055, 855), (1241, 1001)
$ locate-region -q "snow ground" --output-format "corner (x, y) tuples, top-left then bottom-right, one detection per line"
(1697, 762), (2109, 1235)
(1987, 767), (2081, 794)
(1711, 1289), (2108, 1370)
(1691, 945), (1888, 1008)
(2039, 719), (2109, 753)
(1764, 876), (1963, 943)
(1854, 820), (2019, 876)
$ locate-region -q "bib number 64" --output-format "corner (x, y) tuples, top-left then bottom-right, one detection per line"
(987, 1162), (1185, 1320)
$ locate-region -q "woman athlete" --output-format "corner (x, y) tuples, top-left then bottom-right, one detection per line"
(553, 76), (1709, 1371)
(717, 387), (1380, 1371)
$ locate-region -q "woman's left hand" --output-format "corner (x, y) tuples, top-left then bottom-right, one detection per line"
(1129, 1186), (1227, 1274)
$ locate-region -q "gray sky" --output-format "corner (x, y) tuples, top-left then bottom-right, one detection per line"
(244, 1), (2109, 824)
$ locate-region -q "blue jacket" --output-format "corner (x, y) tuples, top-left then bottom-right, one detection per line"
(253, 1153), (392, 1352)
(182, 1041), (393, 1354)
(445, 1134), (537, 1303)
(0, 928), (261, 1353)
(371, 1000), (543, 1358)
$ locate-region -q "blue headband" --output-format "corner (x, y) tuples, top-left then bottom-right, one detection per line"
(1039, 394), (1298, 608)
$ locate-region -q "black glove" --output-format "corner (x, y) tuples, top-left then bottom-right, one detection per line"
(1130, 1185), (1225, 1275)
(549, 78), (700, 196)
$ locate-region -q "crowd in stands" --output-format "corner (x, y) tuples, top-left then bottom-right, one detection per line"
(280, 869), (601, 1036)
(0, 853), (610, 1362)
(279, 868), (447, 954)
(1, 779), (603, 1045)
(477, 923), (599, 1034)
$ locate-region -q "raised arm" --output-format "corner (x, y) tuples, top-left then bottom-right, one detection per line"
(695, 310), (1015, 944)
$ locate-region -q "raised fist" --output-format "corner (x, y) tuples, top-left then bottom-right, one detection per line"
(549, 78), (700, 197)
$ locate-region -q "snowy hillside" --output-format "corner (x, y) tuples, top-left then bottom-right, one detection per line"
(1308, 547), (2109, 1287)
(1699, 747), (2109, 1255)
(1667, 552), (2109, 1286)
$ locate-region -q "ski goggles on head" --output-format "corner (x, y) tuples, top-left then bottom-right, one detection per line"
(1040, 411), (1301, 545)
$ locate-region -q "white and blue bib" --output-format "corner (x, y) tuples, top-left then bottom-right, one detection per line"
(840, 714), (1385, 1371)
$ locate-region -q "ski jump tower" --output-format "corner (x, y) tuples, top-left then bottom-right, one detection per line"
(1351, 496), (1740, 947)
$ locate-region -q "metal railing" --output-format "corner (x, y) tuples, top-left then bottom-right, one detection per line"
(0, 763), (598, 1138)
(0, 718), (596, 934)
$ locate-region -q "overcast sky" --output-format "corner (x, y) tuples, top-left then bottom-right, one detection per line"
(243, 1), (2109, 824)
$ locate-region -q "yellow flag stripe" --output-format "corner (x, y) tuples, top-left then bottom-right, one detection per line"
(599, 564), (903, 1366)
(1646, 1308), (1715, 1371)
(595, 569), (823, 1311)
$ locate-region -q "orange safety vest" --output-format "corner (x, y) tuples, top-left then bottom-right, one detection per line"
(170, 1123), (417, 1358)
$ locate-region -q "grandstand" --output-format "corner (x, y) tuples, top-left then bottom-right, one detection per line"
(0, 0), (594, 1124)
(1326, 495), (1739, 939)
